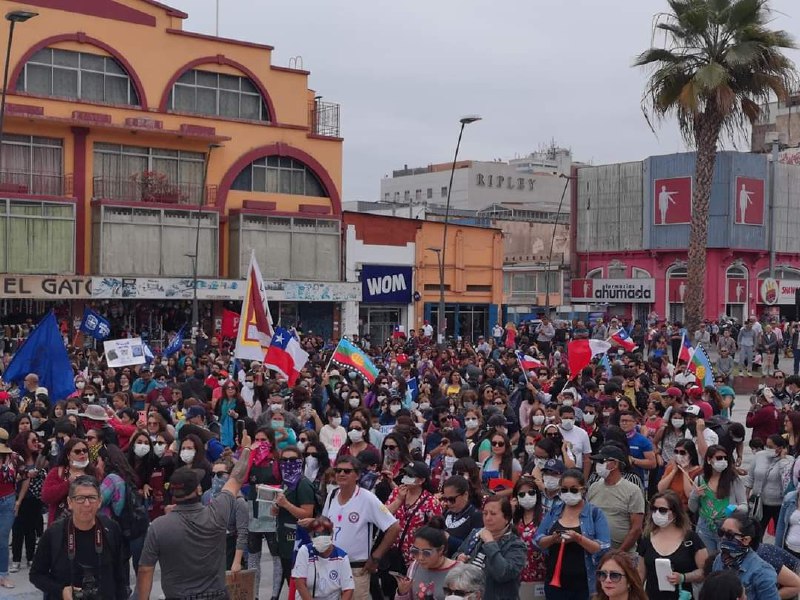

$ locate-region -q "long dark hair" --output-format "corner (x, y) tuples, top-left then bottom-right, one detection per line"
(487, 431), (514, 479)
(512, 476), (542, 524)
(126, 429), (158, 486)
(98, 444), (138, 487)
(56, 437), (97, 477)
(451, 458), (483, 507)
(381, 432), (411, 465)
(702, 444), (736, 499)
(674, 438), (700, 467)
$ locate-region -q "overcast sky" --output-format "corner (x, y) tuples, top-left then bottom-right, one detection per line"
(169, 0), (800, 201)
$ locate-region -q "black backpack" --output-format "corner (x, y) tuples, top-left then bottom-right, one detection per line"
(115, 482), (149, 541)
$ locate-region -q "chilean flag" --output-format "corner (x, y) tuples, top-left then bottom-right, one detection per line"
(567, 339), (611, 379)
(264, 327), (309, 387)
(678, 332), (694, 364)
(516, 350), (543, 372)
(610, 329), (637, 352)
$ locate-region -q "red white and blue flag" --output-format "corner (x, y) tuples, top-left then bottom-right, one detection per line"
(516, 350), (543, 372)
(264, 327), (309, 387)
(678, 332), (694, 364)
(610, 329), (637, 352)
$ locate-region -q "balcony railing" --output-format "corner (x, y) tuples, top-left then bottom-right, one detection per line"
(0, 171), (73, 196)
(309, 100), (341, 138)
(93, 174), (217, 206)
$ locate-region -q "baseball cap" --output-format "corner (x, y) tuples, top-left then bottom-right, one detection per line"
(687, 387), (703, 398)
(169, 467), (205, 499)
(590, 445), (628, 464)
(719, 386), (735, 397)
(542, 458), (564, 474)
(402, 461), (431, 480)
(684, 405), (702, 417)
(666, 387), (683, 398)
(186, 406), (206, 420)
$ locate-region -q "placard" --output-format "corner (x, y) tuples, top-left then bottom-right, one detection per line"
(226, 569), (256, 600)
(103, 337), (146, 367)
(653, 177), (692, 225)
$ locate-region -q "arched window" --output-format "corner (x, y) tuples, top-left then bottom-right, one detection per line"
(231, 156), (326, 197)
(17, 48), (139, 106)
(758, 267), (800, 279)
(586, 268), (603, 278)
(169, 68), (269, 121)
(632, 267), (651, 279)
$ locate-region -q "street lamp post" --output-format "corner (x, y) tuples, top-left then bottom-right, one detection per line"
(191, 143), (221, 347)
(438, 115), (481, 343)
(0, 11), (37, 174)
(544, 173), (575, 317)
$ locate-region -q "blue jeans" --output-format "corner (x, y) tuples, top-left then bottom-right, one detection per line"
(697, 517), (719, 554)
(0, 493), (15, 576)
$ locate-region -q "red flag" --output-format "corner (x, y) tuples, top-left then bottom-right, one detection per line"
(221, 309), (239, 338)
(567, 339), (611, 379)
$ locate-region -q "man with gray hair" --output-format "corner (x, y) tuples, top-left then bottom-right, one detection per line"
(444, 562), (484, 599)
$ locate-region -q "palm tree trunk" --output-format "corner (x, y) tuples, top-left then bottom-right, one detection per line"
(685, 111), (723, 334)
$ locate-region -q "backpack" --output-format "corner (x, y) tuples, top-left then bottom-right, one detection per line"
(115, 481), (149, 541)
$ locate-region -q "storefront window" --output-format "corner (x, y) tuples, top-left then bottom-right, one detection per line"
(359, 307), (401, 344)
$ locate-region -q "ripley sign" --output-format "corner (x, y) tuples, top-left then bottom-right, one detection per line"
(571, 278), (655, 303)
(476, 173), (536, 191)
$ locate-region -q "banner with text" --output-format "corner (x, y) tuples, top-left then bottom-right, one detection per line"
(361, 265), (413, 304)
(570, 278), (655, 303)
(103, 337), (147, 367)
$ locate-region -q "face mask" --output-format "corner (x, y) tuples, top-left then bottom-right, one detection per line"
(312, 535), (333, 553)
(562, 398), (573, 407)
(371, 422), (380, 431)
(385, 448), (399, 462)
(532, 415), (545, 426)
(304, 456), (319, 476)
(444, 456), (457, 474)
(348, 429), (363, 443)
(560, 419), (574, 431)
(719, 538), (748, 568)
(180, 449), (196, 464)
(161, 360), (169, 367)
(671, 418), (685, 429)
(652, 511), (673, 528)
(340, 391), (350, 400)
(217, 378), (226, 386)
(465, 418), (478, 428)
(71, 459), (89, 469)
(596, 462), (612, 479)
(346, 397), (359, 408)
(543, 475), (560, 491)
(153, 443), (166, 457)
(712, 459), (728, 473)
(560, 491), (582, 506)
(134, 443), (150, 458)
(602, 411), (613, 418)
(92, 377), (102, 385)
(518, 494), (538, 510)
(211, 474), (226, 496)
(270, 403), (282, 413)
(30, 417), (40, 429)
(377, 395), (387, 403)
(76, 381), (85, 390)
(389, 404), (401, 415)
(270, 420), (284, 430)
(401, 475), (418, 486)
(583, 413), (596, 425)
(675, 454), (689, 467)
(296, 441), (306, 453)
(391, 382), (399, 390)
(419, 402), (431, 411)
(245, 381), (254, 390)
(330, 417), (341, 428)
(280, 458), (304, 490)
(66, 409), (79, 416)
(85, 394), (96, 402)
(527, 446), (539, 459)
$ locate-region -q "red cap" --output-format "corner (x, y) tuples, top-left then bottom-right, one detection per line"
(687, 387), (703, 398)
(666, 386), (683, 397)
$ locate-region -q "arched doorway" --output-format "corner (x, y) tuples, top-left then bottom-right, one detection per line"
(665, 265), (687, 323)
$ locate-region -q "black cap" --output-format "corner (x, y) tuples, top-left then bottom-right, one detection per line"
(402, 460), (430, 480)
(590, 445), (628, 464)
(169, 467), (205, 499)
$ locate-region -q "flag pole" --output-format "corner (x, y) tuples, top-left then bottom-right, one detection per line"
(324, 338), (341, 373)
(515, 352), (529, 383)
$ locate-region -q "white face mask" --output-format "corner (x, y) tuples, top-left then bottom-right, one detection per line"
(85, 394), (96, 402)
(562, 398), (573, 407)
(340, 391), (350, 400)
(348, 429), (363, 443)
(180, 449), (196, 464)
(66, 409), (79, 416)
(596, 462), (612, 479)
(330, 417), (341, 428)
(245, 382), (254, 390)
(444, 456), (457, 473)
(560, 419), (574, 431)
(419, 402), (431, 411)
(312, 535), (333, 553)
(532, 415), (545, 426)
(602, 411), (613, 418)
(652, 511), (673, 528)
(671, 418), (685, 429)
(133, 443), (150, 458)
(296, 441), (306, 453)
(543, 475), (560, 491)
(305, 456), (319, 474)
(153, 443), (166, 457)
(92, 377), (102, 385)
(348, 397), (360, 408)
(389, 404), (401, 415)
(712, 459), (728, 473)
(675, 453), (689, 467)
(76, 381), (86, 390)
(270, 403), (282, 413)
(526, 446), (539, 458)
(560, 491), (582, 506)
(518, 494), (538, 510)
(401, 475), (418, 486)
(71, 459), (89, 469)
(583, 413), (596, 425)
(465, 418), (479, 429)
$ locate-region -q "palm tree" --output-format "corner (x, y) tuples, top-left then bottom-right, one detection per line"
(636, 0), (796, 332)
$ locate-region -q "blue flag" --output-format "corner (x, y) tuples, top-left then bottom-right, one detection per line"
(78, 307), (111, 340)
(4, 312), (75, 400)
(163, 325), (186, 357)
(599, 354), (613, 379)
(407, 377), (419, 401)
(143, 343), (155, 365)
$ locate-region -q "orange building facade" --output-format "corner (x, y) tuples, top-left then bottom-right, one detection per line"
(0, 0), (354, 341)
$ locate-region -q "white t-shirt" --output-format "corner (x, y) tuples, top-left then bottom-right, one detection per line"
(686, 427), (718, 448)
(292, 544), (355, 600)
(322, 487), (398, 561)
(559, 425), (592, 468)
(320, 424), (347, 459)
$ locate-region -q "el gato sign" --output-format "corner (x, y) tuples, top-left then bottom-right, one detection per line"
(571, 278), (655, 303)
(1, 275), (91, 298)
(758, 278), (800, 306)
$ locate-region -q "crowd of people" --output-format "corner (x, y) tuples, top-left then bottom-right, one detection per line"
(1, 316), (800, 599)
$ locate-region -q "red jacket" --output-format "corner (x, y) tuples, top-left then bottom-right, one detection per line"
(746, 403), (781, 443)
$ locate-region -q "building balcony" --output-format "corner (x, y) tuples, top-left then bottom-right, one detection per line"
(0, 171), (73, 197)
(92, 174), (217, 206)
(309, 100), (341, 138)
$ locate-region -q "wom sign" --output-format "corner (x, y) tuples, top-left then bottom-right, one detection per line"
(361, 265), (413, 304)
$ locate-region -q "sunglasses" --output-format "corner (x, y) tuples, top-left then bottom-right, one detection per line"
(442, 493), (463, 504)
(651, 506), (671, 514)
(213, 471), (229, 478)
(674, 450), (688, 456)
(335, 467), (356, 475)
(545, 433), (560, 438)
(597, 570), (625, 583)
(718, 528), (745, 541)
(442, 589), (470, 597)
(560, 486), (581, 494)
(492, 401), (505, 406)
(409, 546), (438, 558)
(71, 448), (88, 455)
(517, 491), (537, 499)
(383, 444), (398, 450)
(491, 441), (506, 447)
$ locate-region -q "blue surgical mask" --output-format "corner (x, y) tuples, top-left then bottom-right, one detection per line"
(270, 420), (283, 430)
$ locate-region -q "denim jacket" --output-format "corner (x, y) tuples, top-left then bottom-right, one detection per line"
(534, 500), (611, 590)
(712, 550), (779, 600)
(775, 489), (797, 549)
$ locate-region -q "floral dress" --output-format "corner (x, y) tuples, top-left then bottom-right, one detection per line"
(516, 517), (546, 583)
(388, 489), (444, 565)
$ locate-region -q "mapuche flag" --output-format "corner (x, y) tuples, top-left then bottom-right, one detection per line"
(330, 338), (379, 384)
